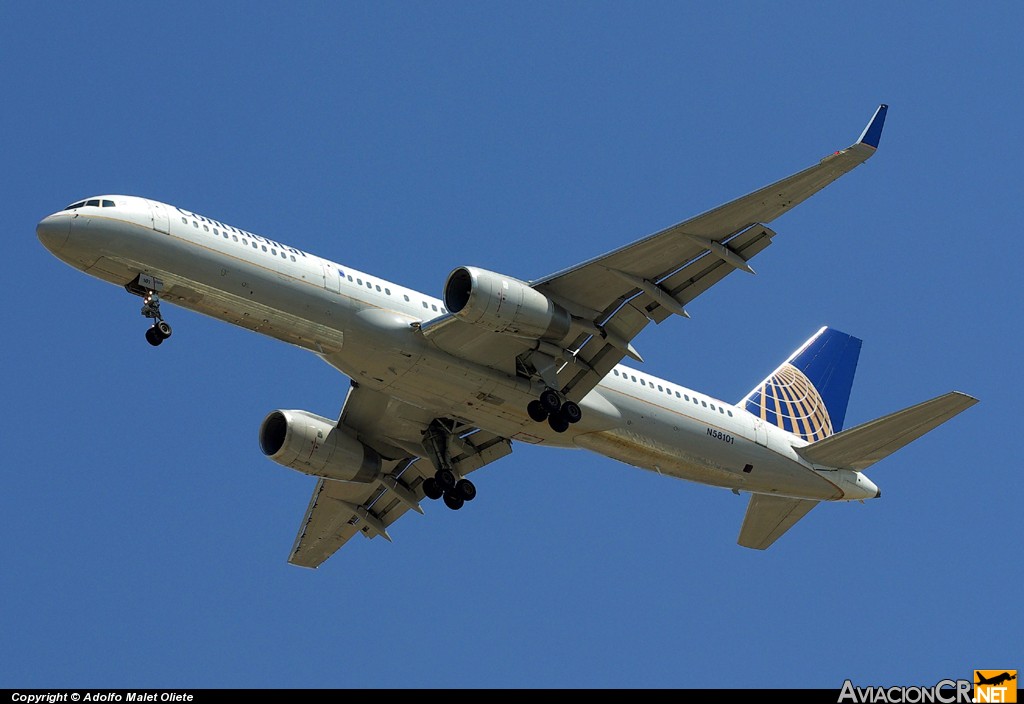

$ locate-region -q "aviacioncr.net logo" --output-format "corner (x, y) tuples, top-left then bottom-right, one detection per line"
(974, 671), (1017, 703)
(838, 679), (973, 703)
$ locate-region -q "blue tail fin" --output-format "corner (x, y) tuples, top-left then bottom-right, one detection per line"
(738, 327), (862, 441)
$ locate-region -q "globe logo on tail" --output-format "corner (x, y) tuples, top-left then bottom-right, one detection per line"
(745, 363), (834, 442)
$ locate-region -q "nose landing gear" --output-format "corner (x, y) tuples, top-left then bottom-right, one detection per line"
(142, 292), (173, 346)
(125, 274), (173, 347)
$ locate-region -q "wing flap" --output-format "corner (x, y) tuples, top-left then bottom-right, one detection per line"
(288, 458), (432, 568)
(794, 391), (978, 471)
(737, 494), (819, 550)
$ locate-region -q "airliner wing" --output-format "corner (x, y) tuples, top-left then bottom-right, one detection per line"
(288, 384), (512, 568)
(424, 105), (888, 401)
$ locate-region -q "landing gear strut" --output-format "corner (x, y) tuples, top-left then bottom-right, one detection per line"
(126, 274), (173, 347)
(142, 292), (173, 346)
(421, 420), (477, 510)
(526, 387), (582, 433)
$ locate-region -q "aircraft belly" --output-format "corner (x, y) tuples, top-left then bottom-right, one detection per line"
(78, 218), (349, 352)
(574, 414), (841, 499)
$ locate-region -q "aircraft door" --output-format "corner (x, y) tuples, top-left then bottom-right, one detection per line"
(151, 202), (170, 234)
(322, 264), (341, 293)
(753, 418), (768, 447)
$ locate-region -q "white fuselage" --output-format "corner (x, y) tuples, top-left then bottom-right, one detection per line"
(37, 195), (879, 503)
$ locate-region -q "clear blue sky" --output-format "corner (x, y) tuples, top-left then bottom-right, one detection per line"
(3, 1), (1019, 689)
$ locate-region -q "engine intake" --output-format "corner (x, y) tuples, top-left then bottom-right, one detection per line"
(259, 409), (380, 483)
(443, 266), (571, 341)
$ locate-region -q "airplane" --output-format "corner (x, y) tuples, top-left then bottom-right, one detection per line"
(976, 673), (1017, 687)
(36, 104), (978, 567)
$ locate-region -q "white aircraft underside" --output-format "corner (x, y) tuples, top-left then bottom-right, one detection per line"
(37, 105), (977, 566)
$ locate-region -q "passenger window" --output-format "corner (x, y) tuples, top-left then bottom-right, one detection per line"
(102, 200), (115, 207)
(367, 281), (372, 289)
(290, 255), (296, 262)
(657, 385), (663, 392)
(376, 285), (381, 292)
(423, 301), (428, 308)
(385, 288), (391, 295)
(242, 238), (247, 245)
(701, 400), (707, 407)
(613, 369), (619, 376)
(86, 199), (100, 207)
(261, 245), (267, 252)
(213, 228), (219, 235)
(233, 235), (238, 242)
(271, 248), (277, 255)
(357, 278), (363, 285)
(404, 295), (410, 302)
(432, 304), (438, 311)
(719, 407), (725, 414)
(630, 375), (637, 382)
(727, 410), (733, 417)
(348, 275), (353, 281)
(181, 217), (187, 223)
(252, 242), (258, 249)
(675, 391), (681, 398)
(640, 379), (646, 386)
(281, 251), (286, 258)
(193, 221), (199, 228)
(710, 404), (716, 411)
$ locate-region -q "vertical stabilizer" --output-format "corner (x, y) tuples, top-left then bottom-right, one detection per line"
(738, 327), (862, 441)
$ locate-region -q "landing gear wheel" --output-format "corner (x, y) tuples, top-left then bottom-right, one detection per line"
(527, 400), (548, 422)
(435, 468), (456, 491)
(155, 320), (173, 339)
(443, 492), (465, 510)
(422, 477), (443, 500)
(145, 327), (163, 346)
(548, 413), (569, 433)
(561, 401), (583, 424)
(455, 478), (477, 502)
(539, 388), (562, 414)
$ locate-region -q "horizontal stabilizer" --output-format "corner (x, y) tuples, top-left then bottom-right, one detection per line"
(738, 494), (819, 550)
(794, 391), (978, 471)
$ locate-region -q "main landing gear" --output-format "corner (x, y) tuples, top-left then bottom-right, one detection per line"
(526, 388), (582, 433)
(141, 292), (173, 347)
(420, 420), (477, 511)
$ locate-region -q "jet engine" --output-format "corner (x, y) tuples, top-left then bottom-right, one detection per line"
(259, 409), (380, 483)
(443, 266), (571, 341)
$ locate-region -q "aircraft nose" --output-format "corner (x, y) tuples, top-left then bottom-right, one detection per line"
(37, 214), (70, 253)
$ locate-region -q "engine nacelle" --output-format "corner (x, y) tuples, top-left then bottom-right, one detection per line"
(259, 409), (380, 483)
(443, 266), (571, 341)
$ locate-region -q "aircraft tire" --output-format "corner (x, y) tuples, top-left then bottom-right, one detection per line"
(443, 492), (465, 511)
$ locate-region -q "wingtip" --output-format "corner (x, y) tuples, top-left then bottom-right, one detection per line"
(857, 104), (888, 149)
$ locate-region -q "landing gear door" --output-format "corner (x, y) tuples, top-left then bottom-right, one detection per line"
(322, 263), (341, 293)
(151, 202), (170, 234)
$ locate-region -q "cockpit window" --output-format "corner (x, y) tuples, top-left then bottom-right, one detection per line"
(64, 199), (117, 211)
